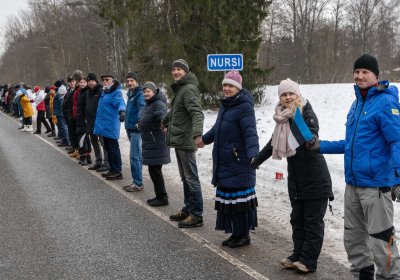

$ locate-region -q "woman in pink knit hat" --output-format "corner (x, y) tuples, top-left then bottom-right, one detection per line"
(201, 71), (259, 248)
(251, 78), (333, 273)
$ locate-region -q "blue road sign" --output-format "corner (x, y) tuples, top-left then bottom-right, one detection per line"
(207, 54), (243, 71)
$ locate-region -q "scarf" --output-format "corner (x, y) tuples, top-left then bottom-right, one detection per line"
(271, 103), (296, 159)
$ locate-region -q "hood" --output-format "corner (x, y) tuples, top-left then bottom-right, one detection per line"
(220, 88), (254, 108)
(171, 72), (199, 90)
(103, 80), (121, 94)
(354, 80), (398, 101)
(127, 86), (143, 98)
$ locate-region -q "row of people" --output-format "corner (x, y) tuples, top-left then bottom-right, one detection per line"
(1, 54), (399, 279)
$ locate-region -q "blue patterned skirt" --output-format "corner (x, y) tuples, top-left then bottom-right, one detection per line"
(215, 186), (258, 233)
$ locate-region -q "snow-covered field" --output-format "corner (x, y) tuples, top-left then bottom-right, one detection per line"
(196, 82), (400, 265)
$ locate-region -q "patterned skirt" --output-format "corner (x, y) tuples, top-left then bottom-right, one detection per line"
(215, 186), (258, 234)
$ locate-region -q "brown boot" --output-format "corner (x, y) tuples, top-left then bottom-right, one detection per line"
(69, 150), (79, 158)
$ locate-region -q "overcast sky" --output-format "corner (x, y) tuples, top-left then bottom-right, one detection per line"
(0, 0), (29, 50)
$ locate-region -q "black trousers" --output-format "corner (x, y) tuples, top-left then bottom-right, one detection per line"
(148, 165), (167, 198)
(289, 198), (328, 271)
(69, 118), (78, 149)
(36, 110), (51, 132)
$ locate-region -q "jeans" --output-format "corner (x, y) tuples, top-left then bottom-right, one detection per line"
(175, 148), (203, 217)
(103, 136), (122, 173)
(127, 131), (143, 186)
(56, 115), (69, 144)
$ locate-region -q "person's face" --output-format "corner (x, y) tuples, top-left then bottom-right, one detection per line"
(78, 79), (87, 89)
(171, 67), (186, 81)
(126, 78), (137, 89)
(50, 89), (55, 95)
(101, 77), (113, 87)
(222, 84), (240, 98)
(143, 88), (156, 100)
(68, 80), (76, 88)
(279, 92), (298, 108)
(87, 80), (97, 89)
(353, 69), (377, 89)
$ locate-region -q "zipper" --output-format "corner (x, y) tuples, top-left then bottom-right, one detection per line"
(350, 98), (364, 187)
(150, 131), (156, 143)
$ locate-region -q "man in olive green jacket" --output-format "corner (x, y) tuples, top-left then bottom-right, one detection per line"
(162, 59), (204, 228)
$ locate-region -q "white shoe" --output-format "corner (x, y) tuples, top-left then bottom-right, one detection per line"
(20, 126), (27, 131)
(27, 125), (33, 132)
(280, 258), (296, 268)
(293, 261), (311, 273)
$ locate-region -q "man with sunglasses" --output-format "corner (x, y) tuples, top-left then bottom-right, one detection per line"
(93, 73), (126, 180)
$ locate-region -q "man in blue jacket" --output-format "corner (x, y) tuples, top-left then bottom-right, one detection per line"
(93, 73), (126, 180)
(122, 72), (145, 192)
(308, 54), (400, 280)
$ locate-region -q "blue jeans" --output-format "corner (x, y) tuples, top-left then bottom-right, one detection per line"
(103, 136), (122, 173)
(127, 131), (143, 186)
(56, 115), (69, 144)
(175, 149), (203, 217)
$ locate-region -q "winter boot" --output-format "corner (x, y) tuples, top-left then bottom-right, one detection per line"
(27, 125), (33, 132)
(69, 150), (79, 158)
(79, 155), (87, 166)
(86, 154), (92, 165)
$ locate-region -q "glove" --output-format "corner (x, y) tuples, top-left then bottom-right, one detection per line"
(250, 157), (259, 169)
(306, 136), (320, 153)
(119, 111), (125, 122)
(391, 185), (400, 202)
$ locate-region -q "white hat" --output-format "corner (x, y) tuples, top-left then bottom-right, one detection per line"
(278, 78), (300, 97)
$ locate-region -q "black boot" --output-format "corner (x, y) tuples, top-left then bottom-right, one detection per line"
(86, 154), (92, 165)
(359, 265), (374, 280)
(79, 155), (87, 166)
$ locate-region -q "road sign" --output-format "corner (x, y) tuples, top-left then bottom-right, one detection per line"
(207, 54), (243, 71)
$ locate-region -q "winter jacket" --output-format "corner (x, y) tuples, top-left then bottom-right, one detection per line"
(253, 101), (333, 200)
(72, 86), (81, 120)
(139, 89), (171, 166)
(125, 86), (145, 132)
(85, 84), (103, 133)
(93, 80), (126, 139)
(44, 92), (52, 118)
(35, 90), (46, 111)
(63, 87), (74, 122)
(76, 87), (89, 134)
(320, 81), (400, 188)
(53, 93), (64, 117)
(161, 72), (204, 151)
(20, 95), (34, 118)
(202, 89), (259, 190)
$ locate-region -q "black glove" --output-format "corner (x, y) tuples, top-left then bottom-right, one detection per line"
(391, 185), (400, 202)
(119, 111), (125, 122)
(250, 157), (259, 169)
(306, 136), (320, 153)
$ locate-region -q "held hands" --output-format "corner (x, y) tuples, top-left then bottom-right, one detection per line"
(306, 136), (320, 152)
(194, 136), (205, 148)
(119, 111), (125, 122)
(250, 158), (259, 169)
(392, 185), (400, 202)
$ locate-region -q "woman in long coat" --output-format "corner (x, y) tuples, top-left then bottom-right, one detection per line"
(251, 78), (333, 273)
(201, 71), (259, 248)
(138, 82), (171, 206)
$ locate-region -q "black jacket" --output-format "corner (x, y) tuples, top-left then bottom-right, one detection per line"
(85, 84), (103, 133)
(139, 90), (171, 166)
(76, 87), (89, 134)
(62, 87), (74, 122)
(253, 101), (333, 201)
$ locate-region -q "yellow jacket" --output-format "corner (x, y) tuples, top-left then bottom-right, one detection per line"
(20, 95), (34, 118)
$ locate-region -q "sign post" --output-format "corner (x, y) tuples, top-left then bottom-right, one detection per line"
(207, 54), (243, 72)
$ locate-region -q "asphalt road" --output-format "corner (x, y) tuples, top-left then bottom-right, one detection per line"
(0, 112), (353, 280)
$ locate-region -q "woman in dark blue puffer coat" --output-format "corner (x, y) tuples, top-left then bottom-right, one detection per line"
(139, 82), (171, 207)
(201, 71), (259, 248)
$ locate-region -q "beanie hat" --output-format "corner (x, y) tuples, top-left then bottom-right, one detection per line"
(353, 54), (379, 77)
(57, 85), (67, 96)
(222, 70), (242, 90)
(100, 73), (114, 79)
(54, 80), (63, 88)
(72, 70), (83, 82)
(143, 81), (157, 93)
(171, 59), (189, 73)
(278, 78), (300, 97)
(33, 86), (40, 93)
(87, 73), (98, 83)
(126, 71), (138, 81)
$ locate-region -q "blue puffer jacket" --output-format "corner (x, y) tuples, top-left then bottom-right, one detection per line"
(93, 81), (126, 139)
(125, 86), (145, 132)
(53, 93), (63, 117)
(202, 89), (259, 189)
(320, 81), (400, 187)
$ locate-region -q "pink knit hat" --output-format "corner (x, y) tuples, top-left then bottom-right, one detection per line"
(222, 71), (242, 90)
(278, 78), (300, 97)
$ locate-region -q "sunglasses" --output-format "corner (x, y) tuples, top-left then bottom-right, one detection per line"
(101, 78), (112, 82)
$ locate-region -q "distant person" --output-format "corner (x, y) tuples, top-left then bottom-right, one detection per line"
(161, 59), (204, 228)
(139, 82), (170, 206)
(307, 54), (400, 279)
(252, 78), (333, 272)
(68, 70), (84, 158)
(33, 86), (52, 134)
(19, 88), (34, 132)
(122, 72), (145, 192)
(93, 73), (126, 180)
(53, 84), (70, 147)
(201, 71), (259, 247)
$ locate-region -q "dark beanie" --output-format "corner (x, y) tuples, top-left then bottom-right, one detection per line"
(54, 80), (63, 88)
(126, 71), (138, 81)
(171, 59), (189, 73)
(353, 54), (379, 77)
(142, 81), (157, 93)
(87, 73), (98, 82)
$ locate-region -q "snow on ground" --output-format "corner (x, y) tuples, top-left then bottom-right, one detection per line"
(197, 82), (400, 266)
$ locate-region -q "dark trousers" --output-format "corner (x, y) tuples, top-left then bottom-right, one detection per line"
(77, 132), (91, 155)
(148, 165), (167, 198)
(23, 117), (32, 125)
(47, 117), (55, 132)
(36, 110), (51, 133)
(103, 136), (122, 173)
(289, 198), (328, 271)
(89, 133), (108, 165)
(69, 119), (78, 148)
